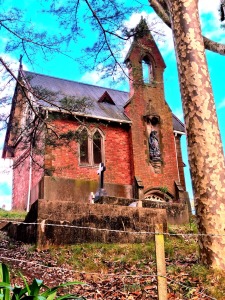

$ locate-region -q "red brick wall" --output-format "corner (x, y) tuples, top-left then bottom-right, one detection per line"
(12, 139), (44, 210)
(44, 118), (133, 186)
(8, 87), (45, 210)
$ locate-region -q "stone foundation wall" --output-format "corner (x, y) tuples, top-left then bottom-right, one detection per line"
(97, 196), (190, 225)
(7, 199), (167, 249)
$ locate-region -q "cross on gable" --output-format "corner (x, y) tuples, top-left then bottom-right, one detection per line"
(97, 162), (106, 175)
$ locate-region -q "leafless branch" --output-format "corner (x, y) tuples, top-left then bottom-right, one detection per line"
(149, 0), (225, 55)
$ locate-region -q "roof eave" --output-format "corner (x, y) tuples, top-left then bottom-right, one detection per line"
(44, 107), (132, 125)
(173, 130), (185, 136)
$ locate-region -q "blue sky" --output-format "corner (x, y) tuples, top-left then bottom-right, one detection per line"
(0, 0), (225, 210)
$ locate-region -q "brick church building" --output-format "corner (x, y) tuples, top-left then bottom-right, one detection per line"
(3, 19), (189, 212)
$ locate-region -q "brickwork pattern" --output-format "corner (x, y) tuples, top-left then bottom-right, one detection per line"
(45, 119), (133, 186)
(12, 143), (44, 210)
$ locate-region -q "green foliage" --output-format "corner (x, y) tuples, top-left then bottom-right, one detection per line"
(190, 264), (209, 281)
(59, 96), (92, 113)
(168, 216), (198, 235)
(164, 236), (198, 260)
(0, 209), (27, 220)
(0, 263), (85, 300)
(159, 186), (168, 194)
(188, 264), (225, 299)
(59, 130), (81, 142)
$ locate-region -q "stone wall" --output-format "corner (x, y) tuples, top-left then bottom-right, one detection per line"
(7, 199), (167, 249)
(35, 176), (133, 204)
(97, 196), (190, 225)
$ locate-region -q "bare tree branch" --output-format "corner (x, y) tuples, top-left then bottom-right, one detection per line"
(149, 0), (225, 55)
(83, 0), (129, 78)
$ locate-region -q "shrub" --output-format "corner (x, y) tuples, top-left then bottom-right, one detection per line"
(0, 263), (85, 299)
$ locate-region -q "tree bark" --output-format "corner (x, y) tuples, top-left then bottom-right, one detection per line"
(165, 0), (225, 269)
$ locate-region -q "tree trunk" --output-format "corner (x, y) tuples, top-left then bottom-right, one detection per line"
(165, 0), (225, 269)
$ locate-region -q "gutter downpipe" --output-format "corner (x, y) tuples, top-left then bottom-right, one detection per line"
(26, 145), (32, 212)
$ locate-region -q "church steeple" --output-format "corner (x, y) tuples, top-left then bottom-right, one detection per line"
(133, 17), (149, 39)
(124, 17), (179, 192)
(125, 18), (166, 91)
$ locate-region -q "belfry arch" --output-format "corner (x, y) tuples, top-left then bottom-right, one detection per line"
(141, 54), (155, 84)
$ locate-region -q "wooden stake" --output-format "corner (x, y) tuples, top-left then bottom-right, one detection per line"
(155, 223), (167, 300)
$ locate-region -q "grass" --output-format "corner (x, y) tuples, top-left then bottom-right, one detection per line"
(1, 213), (225, 299)
(50, 238), (198, 272)
(49, 242), (156, 273)
(46, 218), (225, 299)
(47, 239), (225, 299)
(0, 209), (27, 219)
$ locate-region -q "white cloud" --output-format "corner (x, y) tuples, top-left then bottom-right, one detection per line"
(0, 54), (20, 127)
(80, 66), (129, 91)
(173, 108), (184, 122)
(0, 131), (12, 209)
(199, 0), (220, 17)
(80, 66), (105, 86)
(0, 130), (12, 200)
(0, 196), (12, 210)
(0, 156), (12, 211)
(0, 54), (18, 210)
(198, 0), (225, 43)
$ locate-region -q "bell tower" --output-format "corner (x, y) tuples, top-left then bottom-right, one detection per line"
(124, 18), (180, 201)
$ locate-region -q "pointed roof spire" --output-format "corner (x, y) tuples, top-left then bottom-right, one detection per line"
(134, 17), (149, 40)
(124, 17), (165, 68)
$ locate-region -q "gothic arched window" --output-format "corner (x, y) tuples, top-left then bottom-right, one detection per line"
(79, 128), (89, 164)
(142, 56), (154, 84)
(78, 127), (104, 166)
(93, 130), (103, 165)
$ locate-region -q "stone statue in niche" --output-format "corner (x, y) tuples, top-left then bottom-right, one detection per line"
(149, 130), (161, 161)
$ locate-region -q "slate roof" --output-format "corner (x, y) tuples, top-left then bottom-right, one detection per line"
(23, 71), (131, 124)
(23, 71), (185, 132)
(173, 114), (186, 133)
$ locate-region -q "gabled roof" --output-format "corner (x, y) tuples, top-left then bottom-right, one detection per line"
(23, 71), (131, 124)
(23, 71), (185, 132)
(2, 70), (185, 159)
